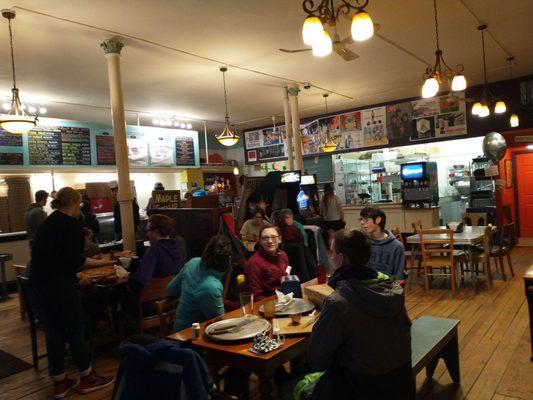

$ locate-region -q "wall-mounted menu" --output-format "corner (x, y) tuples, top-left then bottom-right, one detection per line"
(60, 127), (91, 165)
(28, 128), (62, 165)
(0, 129), (23, 147)
(175, 137), (195, 166)
(0, 152), (23, 165)
(96, 134), (116, 165)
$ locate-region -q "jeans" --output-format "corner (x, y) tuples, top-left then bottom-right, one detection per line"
(31, 282), (91, 376)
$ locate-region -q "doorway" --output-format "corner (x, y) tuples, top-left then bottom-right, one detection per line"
(516, 152), (533, 238)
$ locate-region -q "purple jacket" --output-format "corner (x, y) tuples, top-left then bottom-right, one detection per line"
(131, 239), (185, 287)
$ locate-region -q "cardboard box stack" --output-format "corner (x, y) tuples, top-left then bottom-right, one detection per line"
(6, 176), (32, 232)
(86, 182), (113, 213)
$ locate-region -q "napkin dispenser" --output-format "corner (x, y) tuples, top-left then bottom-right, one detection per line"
(281, 275), (302, 298)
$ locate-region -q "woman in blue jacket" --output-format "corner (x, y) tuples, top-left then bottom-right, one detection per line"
(168, 235), (232, 332)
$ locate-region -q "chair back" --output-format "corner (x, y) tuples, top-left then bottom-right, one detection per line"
(17, 276), (41, 326)
(480, 225), (492, 259)
(391, 227), (404, 244)
(411, 220), (422, 232)
(138, 275), (175, 303)
(461, 212), (488, 227)
(418, 229), (455, 267)
(500, 222), (515, 251)
(154, 297), (178, 337)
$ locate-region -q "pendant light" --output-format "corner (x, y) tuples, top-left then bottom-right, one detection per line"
(215, 66), (240, 147)
(319, 94), (338, 153)
(351, 10), (374, 42)
(0, 9), (37, 134)
(506, 57), (520, 128)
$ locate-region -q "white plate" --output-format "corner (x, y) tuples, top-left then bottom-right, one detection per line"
(204, 317), (271, 341)
(259, 298), (315, 316)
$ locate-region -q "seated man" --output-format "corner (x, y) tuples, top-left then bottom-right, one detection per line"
(280, 208), (308, 246)
(306, 229), (414, 399)
(359, 206), (406, 282)
(130, 214), (185, 287)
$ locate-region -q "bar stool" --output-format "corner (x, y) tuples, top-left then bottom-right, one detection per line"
(0, 252), (13, 300)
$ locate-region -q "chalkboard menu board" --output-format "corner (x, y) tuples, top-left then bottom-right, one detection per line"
(175, 137), (195, 166)
(28, 125), (91, 165)
(0, 129), (23, 147)
(303, 155), (333, 183)
(96, 134), (116, 165)
(0, 152), (23, 165)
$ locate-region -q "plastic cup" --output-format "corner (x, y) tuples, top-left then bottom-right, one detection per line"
(239, 292), (254, 317)
(263, 299), (276, 319)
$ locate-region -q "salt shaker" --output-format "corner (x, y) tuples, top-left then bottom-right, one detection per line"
(192, 322), (200, 339)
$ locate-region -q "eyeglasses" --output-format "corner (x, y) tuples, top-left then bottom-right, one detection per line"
(359, 217), (372, 223)
(260, 235), (280, 242)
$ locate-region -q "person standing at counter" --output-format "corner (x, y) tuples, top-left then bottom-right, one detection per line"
(145, 182), (165, 210)
(360, 206), (406, 282)
(25, 189), (49, 248)
(320, 183), (345, 249)
(110, 184), (140, 241)
(29, 187), (115, 398)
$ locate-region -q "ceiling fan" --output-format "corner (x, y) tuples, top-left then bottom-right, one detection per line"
(279, 32), (359, 62)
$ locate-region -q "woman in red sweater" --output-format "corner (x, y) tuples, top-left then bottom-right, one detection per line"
(245, 225), (289, 300)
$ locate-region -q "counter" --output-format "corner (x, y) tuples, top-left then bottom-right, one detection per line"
(343, 203), (440, 232)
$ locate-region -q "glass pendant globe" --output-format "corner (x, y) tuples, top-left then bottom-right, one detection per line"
(510, 114), (519, 127)
(471, 102), (482, 115)
(451, 74), (467, 91)
(312, 30), (332, 57)
(351, 11), (374, 41)
(302, 16), (323, 46)
(494, 101), (506, 114)
(478, 104), (490, 118)
(422, 78), (439, 98)
(0, 115), (36, 134)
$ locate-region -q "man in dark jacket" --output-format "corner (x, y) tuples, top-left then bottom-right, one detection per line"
(25, 189), (48, 247)
(307, 229), (414, 400)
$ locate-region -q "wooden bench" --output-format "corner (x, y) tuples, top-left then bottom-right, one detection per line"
(411, 316), (460, 383)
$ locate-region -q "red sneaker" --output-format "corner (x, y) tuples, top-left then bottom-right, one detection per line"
(78, 371), (115, 394)
(53, 378), (79, 399)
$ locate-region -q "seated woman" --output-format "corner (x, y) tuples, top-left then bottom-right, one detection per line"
(83, 228), (102, 259)
(130, 214), (185, 287)
(239, 207), (268, 242)
(168, 235), (232, 332)
(244, 225), (289, 300)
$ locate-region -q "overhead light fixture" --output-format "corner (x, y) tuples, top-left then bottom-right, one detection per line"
(215, 66), (240, 147)
(471, 25), (508, 119)
(0, 9), (37, 134)
(38, 105), (47, 114)
(421, 0), (466, 98)
(301, 0), (374, 56)
(319, 94), (339, 153)
(233, 166), (239, 175)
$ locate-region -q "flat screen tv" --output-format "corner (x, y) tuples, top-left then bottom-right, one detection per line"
(300, 174), (316, 185)
(280, 171), (301, 183)
(401, 163), (425, 180)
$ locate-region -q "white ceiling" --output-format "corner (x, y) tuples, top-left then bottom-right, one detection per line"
(1, 0), (532, 133)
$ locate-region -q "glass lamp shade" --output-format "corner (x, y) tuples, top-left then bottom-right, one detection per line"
(215, 118), (240, 147)
(422, 78), (439, 98)
(320, 137), (338, 153)
(312, 30), (332, 57)
(510, 113), (519, 127)
(302, 15), (323, 46)
(233, 167), (239, 175)
(351, 11), (374, 41)
(0, 114), (36, 134)
(451, 74), (467, 91)
(478, 104), (490, 118)
(494, 101), (507, 114)
(471, 102), (482, 115)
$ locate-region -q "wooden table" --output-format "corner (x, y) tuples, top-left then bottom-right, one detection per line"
(167, 296), (312, 399)
(524, 265), (533, 361)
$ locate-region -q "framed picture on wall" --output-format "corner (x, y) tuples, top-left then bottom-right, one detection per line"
(505, 160), (513, 188)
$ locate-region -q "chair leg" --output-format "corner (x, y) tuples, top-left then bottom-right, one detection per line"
(451, 264), (457, 296)
(506, 253), (515, 278)
(499, 256), (506, 281)
(30, 323), (39, 369)
(486, 258), (493, 287)
(424, 265), (430, 294)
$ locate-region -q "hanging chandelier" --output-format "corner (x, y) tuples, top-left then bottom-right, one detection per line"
(0, 9), (37, 134)
(470, 24), (508, 119)
(319, 94), (339, 153)
(421, 0), (467, 98)
(215, 66), (240, 147)
(302, 0), (374, 57)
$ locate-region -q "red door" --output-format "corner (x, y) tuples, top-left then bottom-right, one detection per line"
(516, 152), (533, 237)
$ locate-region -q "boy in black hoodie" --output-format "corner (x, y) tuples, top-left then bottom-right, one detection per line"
(306, 229), (414, 400)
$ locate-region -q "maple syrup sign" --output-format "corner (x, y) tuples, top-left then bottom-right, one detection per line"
(152, 190), (181, 208)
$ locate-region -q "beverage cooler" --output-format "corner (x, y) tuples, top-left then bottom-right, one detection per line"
(400, 161), (439, 208)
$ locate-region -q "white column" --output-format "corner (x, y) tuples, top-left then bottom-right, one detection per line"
(101, 39), (136, 253)
(282, 87), (294, 171)
(288, 83), (303, 171)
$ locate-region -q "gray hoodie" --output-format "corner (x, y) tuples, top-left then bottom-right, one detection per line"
(367, 229), (405, 280)
(25, 203), (47, 245)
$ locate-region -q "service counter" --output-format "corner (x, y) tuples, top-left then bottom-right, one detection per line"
(343, 203), (440, 232)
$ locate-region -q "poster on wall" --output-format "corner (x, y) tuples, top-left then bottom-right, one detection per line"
(411, 117), (436, 141)
(247, 149), (257, 162)
(149, 135), (174, 167)
(301, 120), (321, 155)
(127, 135), (149, 166)
(258, 144), (284, 160)
(340, 111), (363, 150)
(175, 136), (195, 166)
(262, 127), (283, 146)
(96, 133), (116, 165)
(245, 130), (262, 149)
(362, 107), (388, 147)
(386, 102), (413, 144)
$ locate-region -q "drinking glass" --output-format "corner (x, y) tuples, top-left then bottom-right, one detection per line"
(239, 292), (254, 317)
(263, 299), (276, 320)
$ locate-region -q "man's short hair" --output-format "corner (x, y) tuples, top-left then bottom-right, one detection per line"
(35, 190), (48, 203)
(360, 206), (386, 230)
(280, 208), (294, 218)
(334, 229), (371, 267)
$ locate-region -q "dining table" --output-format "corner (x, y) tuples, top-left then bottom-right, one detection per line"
(167, 281), (319, 400)
(406, 225), (497, 290)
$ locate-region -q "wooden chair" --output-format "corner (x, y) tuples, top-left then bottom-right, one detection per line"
(154, 297), (178, 337)
(461, 212), (488, 227)
(124, 275), (175, 335)
(489, 222), (515, 281)
(409, 221), (424, 276)
(472, 226), (493, 287)
(419, 229), (465, 295)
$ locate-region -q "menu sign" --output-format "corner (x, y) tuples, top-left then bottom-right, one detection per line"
(175, 137), (195, 166)
(96, 134), (116, 165)
(152, 190), (181, 208)
(60, 127), (91, 165)
(0, 152), (23, 165)
(0, 129), (23, 147)
(28, 128), (62, 165)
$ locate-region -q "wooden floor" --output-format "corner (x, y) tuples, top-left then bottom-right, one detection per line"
(0, 247), (532, 400)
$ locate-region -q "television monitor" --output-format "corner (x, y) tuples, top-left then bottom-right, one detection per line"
(401, 163), (424, 180)
(300, 174), (316, 185)
(280, 171), (301, 183)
